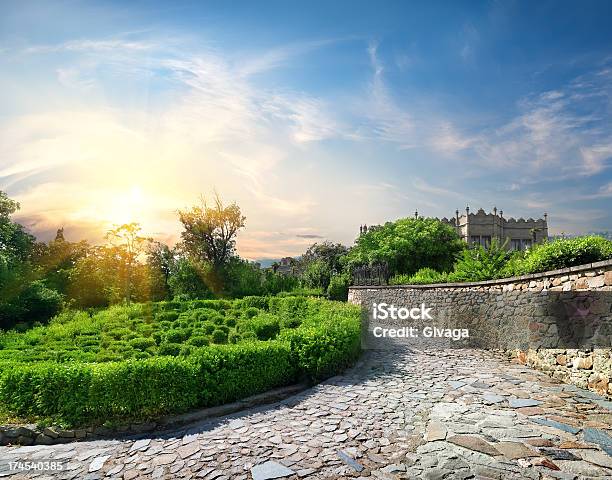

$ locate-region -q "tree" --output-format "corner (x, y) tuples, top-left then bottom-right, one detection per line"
(106, 222), (148, 303)
(344, 217), (464, 276)
(301, 242), (348, 274)
(178, 194), (245, 268)
(35, 229), (89, 294)
(0, 191), (35, 262)
(146, 241), (175, 301)
(168, 257), (215, 300)
(0, 191), (62, 329)
(301, 259), (332, 290)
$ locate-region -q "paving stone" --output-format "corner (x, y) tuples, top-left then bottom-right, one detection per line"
(575, 449), (612, 469)
(129, 439), (151, 453)
(424, 421), (447, 441)
(250, 461), (295, 480)
(508, 398), (542, 408)
(336, 450), (364, 472)
(493, 441), (539, 459)
(88, 455), (110, 473)
(583, 427), (612, 456)
(530, 418), (581, 435)
(482, 394), (505, 404)
(447, 435), (500, 456)
(538, 448), (581, 461)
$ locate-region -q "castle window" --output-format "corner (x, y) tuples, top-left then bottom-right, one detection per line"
(510, 239), (521, 250)
(470, 235), (480, 245)
(522, 239), (532, 250)
(481, 236), (491, 248)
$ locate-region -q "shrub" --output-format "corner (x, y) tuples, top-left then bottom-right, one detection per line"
(450, 239), (511, 282)
(0, 298), (362, 427)
(237, 296), (270, 310)
(158, 343), (181, 356)
(165, 330), (187, 343)
(211, 329), (228, 344)
(390, 267), (449, 285)
(281, 302), (361, 381)
(242, 307), (260, 319)
(155, 311), (179, 322)
(505, 236), (612, 275)
(188, 336), (209, 347)
(202, 322), (216, 335)
(129, 337), (156, 351)
(244, 314), (280, 340)
(327, 273), (350, 301)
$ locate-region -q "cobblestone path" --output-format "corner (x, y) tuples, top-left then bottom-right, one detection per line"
(1, 349), (612, 479)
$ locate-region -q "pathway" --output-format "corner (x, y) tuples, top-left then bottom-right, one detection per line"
(1, 349), (611, 479)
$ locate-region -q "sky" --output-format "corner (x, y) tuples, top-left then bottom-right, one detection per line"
(1, 0), (612, 261)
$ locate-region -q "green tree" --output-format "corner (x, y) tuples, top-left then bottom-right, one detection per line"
(168, 257), (215, 300)
(146, 241), (175, 301)
(0, 191), (62, 329)
(106, 223), (148, 303)
(301, 242), (348, 273)
(178, 194), (245, 268)
(301, 259), (332, 290)
(344, 217), (464, 276)
(35, 229), (89, 294)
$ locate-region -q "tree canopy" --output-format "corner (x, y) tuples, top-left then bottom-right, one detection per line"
(343, 217), (464, 276)
(178, 194), (246, 268)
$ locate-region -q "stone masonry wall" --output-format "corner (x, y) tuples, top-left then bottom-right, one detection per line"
(348, 260), (612, 399)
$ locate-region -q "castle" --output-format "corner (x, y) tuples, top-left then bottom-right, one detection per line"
(359, 207), (549, 250)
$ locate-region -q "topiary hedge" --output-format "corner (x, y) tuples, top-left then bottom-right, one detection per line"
(0, 299), (361, 427)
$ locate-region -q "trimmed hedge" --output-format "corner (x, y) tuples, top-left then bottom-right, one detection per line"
(502, 235), (612, 276)
(0, 299), (361, 427)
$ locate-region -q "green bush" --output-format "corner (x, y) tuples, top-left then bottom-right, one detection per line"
(165, 330), (186, 343)
(188, 336), (209, 347)
(282, 301), (361, 381)
(242, 307), (260, 319)
(155, 311), (179, 322)
(327, 273), (350, 301)
(504, 236), (612, 276)
(244, 314), (280, 340)
(128, 337), (156, 351)
(0, 297), (362, 427)
(236, 296), (270, 310)
(158, 343), (181, 356)
(450, 239), (511, 282)
(211, 329), (228, 344)
(390, 267), (449, 285)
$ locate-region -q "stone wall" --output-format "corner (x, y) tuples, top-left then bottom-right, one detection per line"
(348, 260), (612, 399)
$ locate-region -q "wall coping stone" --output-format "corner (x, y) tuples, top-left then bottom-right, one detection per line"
(349, 259), (612, 290)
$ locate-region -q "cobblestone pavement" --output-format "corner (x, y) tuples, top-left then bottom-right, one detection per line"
(1, 349), (612, 480)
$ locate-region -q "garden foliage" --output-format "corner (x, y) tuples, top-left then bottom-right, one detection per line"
(0, 297), (361, 426)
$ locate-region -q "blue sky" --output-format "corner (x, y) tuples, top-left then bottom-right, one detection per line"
(1, 0), (611, 259)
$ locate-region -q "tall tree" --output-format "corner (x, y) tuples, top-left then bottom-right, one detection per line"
(106, 222), (148, 302)
(178, 194), (245, 268)
(146, 240), (175, 300)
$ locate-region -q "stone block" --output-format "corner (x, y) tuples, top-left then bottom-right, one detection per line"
(574, 356), (594, 370)
(587, 275), (605, 288)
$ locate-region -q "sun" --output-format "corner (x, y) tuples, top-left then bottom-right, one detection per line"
(102, 185), (146, 227)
